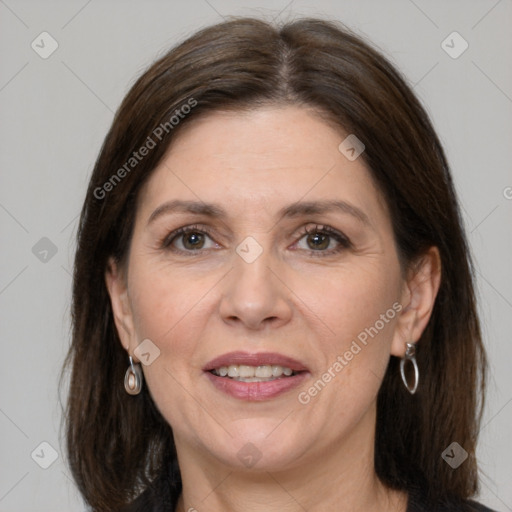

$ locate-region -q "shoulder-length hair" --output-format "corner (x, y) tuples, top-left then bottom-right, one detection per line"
(62, 16), (487, 511)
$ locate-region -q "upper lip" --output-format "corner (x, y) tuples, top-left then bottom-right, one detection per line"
(203, 351), (309, 372)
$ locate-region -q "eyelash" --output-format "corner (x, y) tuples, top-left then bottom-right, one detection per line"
(160, 223), (351, 257)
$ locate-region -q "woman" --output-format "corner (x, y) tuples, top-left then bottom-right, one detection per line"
(63, 17), (494, 512)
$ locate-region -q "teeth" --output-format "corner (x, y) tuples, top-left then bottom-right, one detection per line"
(271, 365), (282, 377)
(256, 365), (273, 378)
(212, 364), (296, 380)
(239, 365), (254, 378)
(227, 366), (239, 377)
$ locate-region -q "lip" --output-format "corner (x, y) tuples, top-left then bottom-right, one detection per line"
(205, 371), (309, 401)
(203, 351), (309, 372)
(203, 351), (310, 402)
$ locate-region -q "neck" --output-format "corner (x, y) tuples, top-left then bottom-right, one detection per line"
(174, 404), (407, 512)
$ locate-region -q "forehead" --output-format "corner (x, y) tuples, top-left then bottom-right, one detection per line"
(136, 106), (388, 225)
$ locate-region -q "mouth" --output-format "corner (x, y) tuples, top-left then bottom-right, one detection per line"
(203, 351), (309, 401)
(209, 364), (299, 382)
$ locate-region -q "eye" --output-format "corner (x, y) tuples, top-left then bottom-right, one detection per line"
(161, 225), (218, 253)
(160, 223), (351, 257)
(294, 224), (351, 256)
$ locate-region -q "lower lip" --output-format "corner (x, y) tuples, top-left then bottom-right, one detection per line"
(205, 371), (309, 401)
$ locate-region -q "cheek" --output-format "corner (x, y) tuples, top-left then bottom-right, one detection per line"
(127, 262), (208, 378)
(294, 270), (401, 421)
(297, 260), (402, 393)
(128, 266), (209, 427)
(300, 258), (400, 339)
(128, 256), (211, 341)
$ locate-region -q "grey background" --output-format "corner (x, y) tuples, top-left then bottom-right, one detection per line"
(1, 0), (511, 510)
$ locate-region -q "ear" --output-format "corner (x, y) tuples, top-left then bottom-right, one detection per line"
(391, 247), (442, 357)
(105, 257), (139, 361)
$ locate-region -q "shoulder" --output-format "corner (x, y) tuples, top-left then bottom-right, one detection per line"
(407, 484), (497, 512)
(466, 502), (498, 512)
(124, 469), (498, 512)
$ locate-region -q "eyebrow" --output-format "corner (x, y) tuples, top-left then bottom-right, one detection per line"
(147, 199), (371, 227)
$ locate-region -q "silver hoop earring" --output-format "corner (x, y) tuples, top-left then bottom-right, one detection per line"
(400, 342), (419, 394)
(124, 356), (143, 395)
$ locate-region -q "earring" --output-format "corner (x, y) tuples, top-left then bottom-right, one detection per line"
(124, 356), (143, 395)
(400, 342), (419, 394)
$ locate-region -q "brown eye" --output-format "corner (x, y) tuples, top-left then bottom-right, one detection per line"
(305, 232), (330, 251)
(295, 225), (351, 256)
(181, 231), (205, 250)
(161, 225), (218, 254)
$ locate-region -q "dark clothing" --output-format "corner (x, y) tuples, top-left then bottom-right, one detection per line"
(125, 463), (496, 512)
(406, 482), (495, 511)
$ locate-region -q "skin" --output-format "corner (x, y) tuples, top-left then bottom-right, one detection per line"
(106, 106), (441, 512)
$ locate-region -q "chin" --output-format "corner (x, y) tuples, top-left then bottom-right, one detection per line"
(204, 420), (308, 471)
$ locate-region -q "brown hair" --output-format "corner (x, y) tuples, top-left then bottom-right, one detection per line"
(62, 16), (487, 511)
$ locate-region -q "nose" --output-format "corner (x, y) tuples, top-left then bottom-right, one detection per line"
(218, 246), (293, 331)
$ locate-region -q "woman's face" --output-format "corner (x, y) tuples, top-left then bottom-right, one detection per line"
(107, 106), (424, 472)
